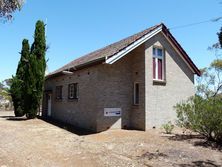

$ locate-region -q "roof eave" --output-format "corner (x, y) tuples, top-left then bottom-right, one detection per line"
(105, 25), (163, 64)
(161, 24), (201, 76)
(46, 23), (201, 80)
(45, 57), (105, 80)
(105, 23), (201, 76)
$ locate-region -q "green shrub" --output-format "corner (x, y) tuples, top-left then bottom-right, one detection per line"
(162, 121), (174, 134)
(175, 96), (222, 143)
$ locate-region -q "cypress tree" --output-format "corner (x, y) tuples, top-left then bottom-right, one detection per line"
(24, 53), (38, 118)
(11, 20), (46, 118)
(25, 20), (46, 118)
(10, 76), (23, 116)
(11, 39), (30, 117)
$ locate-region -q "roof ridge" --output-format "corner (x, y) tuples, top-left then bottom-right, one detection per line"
(48, 23), (162, 76)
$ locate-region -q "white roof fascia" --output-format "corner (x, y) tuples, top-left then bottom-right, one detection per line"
(160, 31), (195, 74)
(62, 71), (73, 75)
(105, 25), (163, 64)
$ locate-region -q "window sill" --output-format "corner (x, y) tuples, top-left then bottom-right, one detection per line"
(153, 79), (166, 85)
(55, 98), (63, 102)
(68, 98), (79, 102)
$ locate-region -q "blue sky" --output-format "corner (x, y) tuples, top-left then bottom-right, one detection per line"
(0, 0), (221, 81)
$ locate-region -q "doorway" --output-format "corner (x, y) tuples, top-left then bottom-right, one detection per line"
(47, 94), (52, 117)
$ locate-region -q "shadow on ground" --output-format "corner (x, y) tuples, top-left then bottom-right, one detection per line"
(0, 112), (96, 135)
(38, 116), (97, 136)
(0, 115), (27, 121)
(177, 160), (221, 167)
(167, 134), (205, 141)
(166, 134), (222, 152)
(137, 151), (168, 160)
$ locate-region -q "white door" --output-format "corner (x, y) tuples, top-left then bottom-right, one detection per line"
(47, 94), (51, 117)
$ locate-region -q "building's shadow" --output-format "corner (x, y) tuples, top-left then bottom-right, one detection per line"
(177, 160), (221, 167)
(0, 112), (96, 135)
(166, 134), (222, 152)
(0, 115), (27, 121)
(38, 116), (97, 136)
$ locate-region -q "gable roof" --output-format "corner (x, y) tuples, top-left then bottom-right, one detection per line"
(47, 23), (200, 79)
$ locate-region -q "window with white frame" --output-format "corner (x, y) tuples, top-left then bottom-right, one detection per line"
(56, 86), (63, 99)
(152, 47), (165, 80)
(133, 83), (139, 105)
(68, 83), (78, 99)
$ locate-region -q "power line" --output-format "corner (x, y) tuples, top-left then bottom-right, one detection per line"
(168, 16), (222, 30)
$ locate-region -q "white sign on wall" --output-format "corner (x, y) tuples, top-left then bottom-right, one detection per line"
(104, 108), (122, 117)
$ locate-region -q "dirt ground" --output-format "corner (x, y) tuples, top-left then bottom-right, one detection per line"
(0, 111), (221, 167)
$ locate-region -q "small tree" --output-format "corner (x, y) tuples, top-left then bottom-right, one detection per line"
(176, 60), (222, 143)
(175, 28), (222, 143)
(175, 96), (222, 142)
(0, 79), (12, 109)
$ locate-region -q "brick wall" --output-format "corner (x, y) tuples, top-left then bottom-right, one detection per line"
(145, 33), (195, 128)
(44, 65), (100, 131)
(96, 44), (145, 131)
(43, 45), (146, 132)
(43, 32), (195, 132)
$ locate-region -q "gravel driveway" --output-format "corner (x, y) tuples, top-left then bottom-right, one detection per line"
(0, 111), (221, 167)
